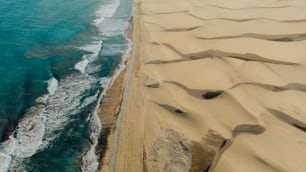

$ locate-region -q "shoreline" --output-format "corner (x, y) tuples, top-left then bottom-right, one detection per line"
(98, 69), (125, 172)
(97, 16), (134, 172)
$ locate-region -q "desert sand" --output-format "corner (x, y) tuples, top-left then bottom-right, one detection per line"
(101, 0), (306, 171)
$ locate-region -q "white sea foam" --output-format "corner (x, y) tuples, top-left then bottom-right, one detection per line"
(3, 77), (59, 158)
(12, 105), (46, 158)
(81, 111), (102, 172)
(0, 105), (46, 160)
(7, 157), (27, 172)
(81, 145), (99, 172)
(77, 41), (103, 74)
(101, 43), (125, 56)
(36, 77), (59, 104)
(79, 41), (102, 54)
(0, 77), (60, 171)
(0, 72), (99, 171)
(7, 74), (98, 172)
(38, 73), (97, 151)
(98, 18), (129, 37)
(83, 93), (99, 113)
(1, 136), (17, 155)
(93, 0), (120, 26)
(47, 77), (59, 95)
(75, 55), (89, 74)
(0, 152), (11, 172)
(76, 40), (109, 74)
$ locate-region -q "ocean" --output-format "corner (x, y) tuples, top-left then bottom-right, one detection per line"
(0, 0), (132, 171)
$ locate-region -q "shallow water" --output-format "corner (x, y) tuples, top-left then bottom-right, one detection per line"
(0, 0), (132, 171)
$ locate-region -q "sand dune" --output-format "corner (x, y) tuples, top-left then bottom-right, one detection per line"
(108, 0), (306, 171)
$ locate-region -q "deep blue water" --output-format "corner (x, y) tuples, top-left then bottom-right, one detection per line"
(0, 0), (132, 171)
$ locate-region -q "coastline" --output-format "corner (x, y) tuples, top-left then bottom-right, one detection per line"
(101, 0), (306, 171)
(98, 17), (134, 172)
(98, 69), (125, 172)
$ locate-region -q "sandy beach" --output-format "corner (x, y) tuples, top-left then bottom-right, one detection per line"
(100, 0), (306, 171)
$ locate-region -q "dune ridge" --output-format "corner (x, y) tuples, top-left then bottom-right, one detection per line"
(109, 0), (306, 171)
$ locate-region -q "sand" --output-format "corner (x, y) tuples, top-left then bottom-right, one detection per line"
(99, 69), (125, 172)
(101, 0), (306, 171)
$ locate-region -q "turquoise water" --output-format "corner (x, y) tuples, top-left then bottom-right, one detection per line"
(0, 0), (132, 171)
